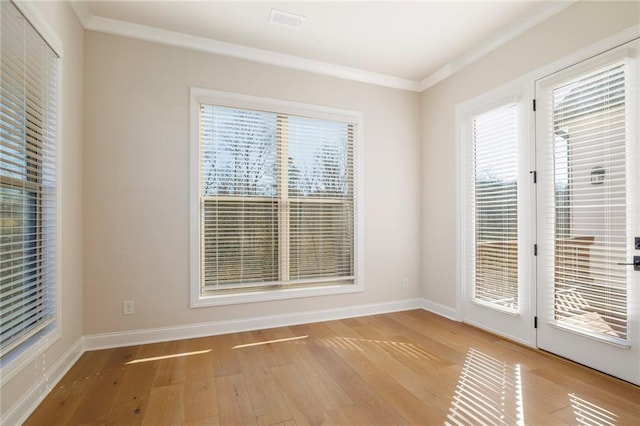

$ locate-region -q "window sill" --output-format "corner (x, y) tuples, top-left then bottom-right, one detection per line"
(0, 324), (60, 384)
(191, 281), (363, 308)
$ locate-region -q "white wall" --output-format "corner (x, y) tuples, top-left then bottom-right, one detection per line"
(0, 0), (84, 421)
(82, 31), (422, 334)
(420, 1), (640, 309)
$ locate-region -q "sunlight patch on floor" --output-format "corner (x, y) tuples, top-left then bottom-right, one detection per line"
(446, 347), (524, 426)
(319, 336), (438, 361)
(570, 393), (618, 426)
(125, 349), (212, 365)
(232, 335), (309, 349)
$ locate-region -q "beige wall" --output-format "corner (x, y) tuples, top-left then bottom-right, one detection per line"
(5, 0), (637, 418)
(82, 31), (422, 334)
(1, 0), (84, 418)
(420, 1), (640, 308)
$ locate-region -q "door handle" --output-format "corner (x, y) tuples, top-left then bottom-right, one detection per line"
(616, 256), (640, 271)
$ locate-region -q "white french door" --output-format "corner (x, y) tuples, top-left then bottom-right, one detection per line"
(460, 37), (640, 384)
(535, 39), (640, 385)
(460, 92), (535, 346)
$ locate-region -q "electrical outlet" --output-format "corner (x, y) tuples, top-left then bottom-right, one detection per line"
(401, 277), (409, 288)
(123, 300), (134, 315)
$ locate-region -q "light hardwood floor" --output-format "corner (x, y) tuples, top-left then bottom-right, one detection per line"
(25, 310), (639, 425)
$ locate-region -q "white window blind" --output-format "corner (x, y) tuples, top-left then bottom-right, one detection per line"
(548, 62), (628, 341)
(198, 104), (355, 294)
(1, 1), (58, 358)
(287, 116), (354, 281)
(472, 104), (519, 312)
(200, 107), (279, 289)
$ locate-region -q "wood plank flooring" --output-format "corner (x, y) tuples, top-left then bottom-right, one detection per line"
(25, 310), (640, 425)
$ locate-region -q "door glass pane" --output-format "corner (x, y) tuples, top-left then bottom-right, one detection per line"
(551, 62), (628, 341)
(473, 104), (519, 312)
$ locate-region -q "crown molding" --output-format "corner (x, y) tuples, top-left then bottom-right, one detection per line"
(68, 1), (577, 93)
(417, 0), (577, 91)
(70, 4), (421, 92)
(67, 0), (92, 28)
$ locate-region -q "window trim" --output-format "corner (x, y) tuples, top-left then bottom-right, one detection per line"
(190, 88), (364, 307)
(0, 0), (62, 379)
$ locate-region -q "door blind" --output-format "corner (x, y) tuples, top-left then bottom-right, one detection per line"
(1, 1), (58, 358)
(547, 61), (628, 341)
(472, 104), (519, 312)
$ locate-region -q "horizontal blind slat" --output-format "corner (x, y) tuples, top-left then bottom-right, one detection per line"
(199, 103), (356, 290)
(548, 60), (628, 340)
(472, 103), (519, 312)
(1, 0), (57, 358)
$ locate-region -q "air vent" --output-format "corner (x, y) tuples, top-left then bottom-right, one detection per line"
(268, 9), (306, 29)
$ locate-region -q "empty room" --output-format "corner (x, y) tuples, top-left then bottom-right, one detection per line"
(1, 0), (639, 424)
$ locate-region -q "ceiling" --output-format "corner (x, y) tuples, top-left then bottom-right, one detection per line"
(70, 1), (575, 91)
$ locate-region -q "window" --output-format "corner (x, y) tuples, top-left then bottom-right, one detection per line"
(471, 104), (520, 312)
(547, 61), (629, 341)
(459, 90), (531, 326)
(458, 88), (533, 344)
(1, 1), (58, 360)
(191, 89), (362, 306)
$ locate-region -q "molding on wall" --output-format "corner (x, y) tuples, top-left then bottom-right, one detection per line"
(463, 318), (534, 348)
(84, 298), (426, 351)
(3, 301), (427, 423)
(66, 0), (92, 28)
(417, 0), (577, 91)
(68, 1), (576, 93)
(73, 12), (420, 92)
(0, 337), (84, 426)
(421, 299), (460, 322)
(1, 300), (441, 422)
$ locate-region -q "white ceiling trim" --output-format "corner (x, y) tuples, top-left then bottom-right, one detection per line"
(68, 0), (92, 28)
(418, 0), (577, 91)
(69, 1), (577, 93)
(69, 1), (420, 91)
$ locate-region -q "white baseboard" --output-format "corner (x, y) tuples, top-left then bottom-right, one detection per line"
(1, 337), (84, 426)
(84, 298), (425, 351)
(462, 318), (534, 348)
(421, 299), (460, 321)
(2, 298), (457, 424)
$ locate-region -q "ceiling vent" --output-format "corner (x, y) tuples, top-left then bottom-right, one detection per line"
(268, 9), (306, 29)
